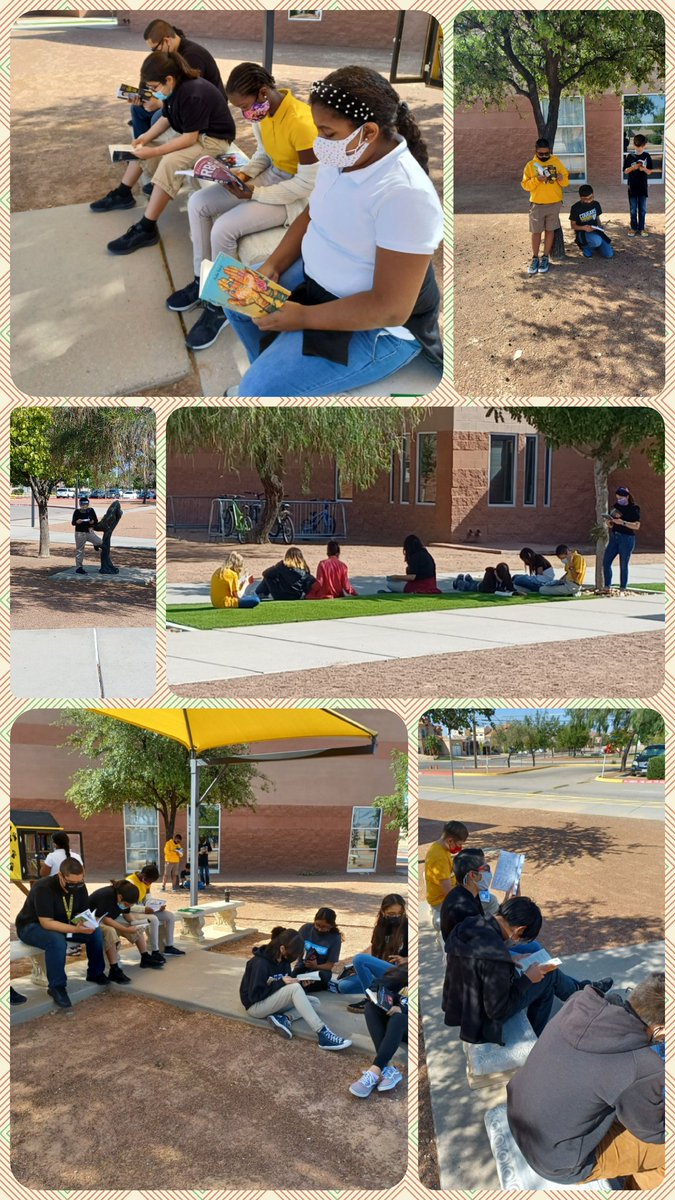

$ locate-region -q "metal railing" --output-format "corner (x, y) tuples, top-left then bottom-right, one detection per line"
(205, 496), (349, 543)
(168, 496), (214, 531)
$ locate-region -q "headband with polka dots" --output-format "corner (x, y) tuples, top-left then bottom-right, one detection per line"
(310, 79), (375, 123)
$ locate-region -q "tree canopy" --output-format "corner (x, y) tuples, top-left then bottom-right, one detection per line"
(59, 710), (268, 844)
(454, 11), (665, 142)
(168, 408), (425, 541)
(374, 750), (408, 834)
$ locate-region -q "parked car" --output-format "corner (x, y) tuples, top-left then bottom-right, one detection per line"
(55, 487), (75, 498)
(139, 488), (156, 500)
(105, 488), (121, 499)
(89, 489), (105, 499)
(121, 489), (138, 500)
(630, 744), (665, 776)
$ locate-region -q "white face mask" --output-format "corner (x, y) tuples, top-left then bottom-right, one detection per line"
(313, 124), (370, 170)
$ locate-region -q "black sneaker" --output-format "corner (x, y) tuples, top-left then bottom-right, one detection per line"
(186, 303), (229, 351)
(167, 279), (201, 313)
(10, 986), (27, 1005)
(48, 985), (72, 1009)
(150, 950), (166, 964)
(143, 182), (153, 196)
(163, 945), (186, 956)
(593, 977), (614, 995)
(108, 964), (132, 984)
(346, 998), (367, 1013)
(86, 972), (110, 986)
(90, 188), (136, 213)
(75, 567), (86, 574)
(107, 220), (159, 256)
(140, 953), (164, 969)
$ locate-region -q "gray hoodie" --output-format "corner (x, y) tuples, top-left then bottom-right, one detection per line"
(506, 985), (664, 1184)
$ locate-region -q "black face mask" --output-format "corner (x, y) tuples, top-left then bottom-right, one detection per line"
(384, 916), (402, 927)
(64, 882), (84, 893)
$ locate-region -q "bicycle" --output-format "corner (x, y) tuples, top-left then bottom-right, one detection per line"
(221, 497), (253, 543)
(221, 495), (294, 544)
(301, 501), (336, 538)
(246, 496), (295, 544)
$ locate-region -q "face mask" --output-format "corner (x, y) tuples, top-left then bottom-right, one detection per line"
(384, 915), (402, 927)
(243, 98), (271, 122)
(118, 902), (130, 911)
(616, 496), (629, 506)
(448, 843), (463, 854)
(477, 870), (493, 891)
(152, 89), (169, 101)
(65, 881), (84, 893)
(537, 152), (551, 161)
(313, 124), (370, 170)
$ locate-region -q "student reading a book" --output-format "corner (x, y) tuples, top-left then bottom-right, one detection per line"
(39, 830), (84, 877)
(99, 51), (237, 256)
(507, 971), (664, 1188)
(290, 907), (343, 992)
(210, 551), (261, 609)
(569, 185), (614, 259)
(72, 495), (103, 575)
(603, 486), (641, 591)
(15, 857), (108, 1010)
(385, 534), (442, 595)
(349, 966), (408, 1097)
(453, 563), (514, 594)
(162, 832), (184, 892)
(512, 547), (556, 595)
(443, 896), (612, 1043)
(440, 849), (492, 942)
(539, 544), (587, 597)
(225, 66), (443, 396)
(240, 926), (352, 1049)
(89, 878), (164, 976)
(255, 547), (315, 600)
(125, 863), (185, 963)
(169, 62), (319, 352)
(305, 541), (358, 599)
(332, 894), (408, 1014)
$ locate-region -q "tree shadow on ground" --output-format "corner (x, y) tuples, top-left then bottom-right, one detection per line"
(10, 544), (156, 623)
(541, 899), (664, 957)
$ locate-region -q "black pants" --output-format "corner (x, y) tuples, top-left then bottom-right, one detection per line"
(364, 1000), (407, 1069)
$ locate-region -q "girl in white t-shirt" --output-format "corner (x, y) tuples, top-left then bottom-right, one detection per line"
(226, 66), (443, 397)
(40, 830), (83, 877)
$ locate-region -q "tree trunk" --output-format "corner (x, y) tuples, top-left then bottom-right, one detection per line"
(471, 714), (478, 770)
(621, 733), (634, 772)
(507, 749), (512, 768)
(593, 459), (610, 588)
(531, 750), (536, 766)
(249, 469), (284, 543)
(31, 480), (51, 557)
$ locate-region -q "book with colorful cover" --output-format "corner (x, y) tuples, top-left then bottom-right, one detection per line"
(175, 153), (249, 187)
(199, 255), (290, 318)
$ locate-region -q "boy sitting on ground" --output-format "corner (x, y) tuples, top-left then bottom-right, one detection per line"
(569, 185), (614, 260)
(539, 544), (586, 597)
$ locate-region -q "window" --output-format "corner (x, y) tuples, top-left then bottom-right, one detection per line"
(542, 96), (586, 181)
(544, 442), (552, 507)
(187, 802), (221, 876)
(623, 93), (665, 182)
(389, 446), (397, 503)
(400, 435), (410, 504)
(523, 436), (537, 506)
(347, 806), (382, 871)
(416, 432), (437, 504)
(489, 434), (516, 506)
(335, 466), (353, 501)
(123, 805), (159, 873)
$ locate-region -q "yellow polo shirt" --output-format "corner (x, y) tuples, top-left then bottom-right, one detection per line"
(425, 841), (455, 907)
(127, 871), (148, 903)
(260, 89), (317, 176)
(210, 567), (240, 609)
(566, 550), (587, 586)
(164, 839), (182, 864)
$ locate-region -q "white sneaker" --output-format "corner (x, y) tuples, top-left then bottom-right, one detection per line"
(349, 1069), (380, 1097)
(377, 1065), (404, 1092)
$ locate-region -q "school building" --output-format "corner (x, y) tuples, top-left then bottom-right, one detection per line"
(10, 708), (405, 878)
(456, 85), (665, 190)
(167, 409), (664, 551)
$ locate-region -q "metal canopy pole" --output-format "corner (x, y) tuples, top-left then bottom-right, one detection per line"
(262, 11), (275, 75)
(189, 753), (200, 906)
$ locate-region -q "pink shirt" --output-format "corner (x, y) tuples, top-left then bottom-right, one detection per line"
(306, 557), (357, 600)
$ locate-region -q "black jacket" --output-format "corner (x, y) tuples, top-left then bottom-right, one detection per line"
(262, 561), (316, 601)
(441, 884), (484, 942)
(240, 945), (292, 1009)
(507, 987), (665, 1184)
(443, 914), (531, 1044)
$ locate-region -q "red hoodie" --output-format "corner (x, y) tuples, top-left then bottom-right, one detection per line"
(306, 556), (357, 600)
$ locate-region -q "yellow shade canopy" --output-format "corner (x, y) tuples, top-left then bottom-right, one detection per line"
(91, 707), (377, 756)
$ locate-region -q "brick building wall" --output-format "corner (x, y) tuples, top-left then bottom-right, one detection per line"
(10, 708), (405, 876)
(115, 9), (414, 51)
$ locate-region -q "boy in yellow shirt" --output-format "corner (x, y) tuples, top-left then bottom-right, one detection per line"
(540, 544), (586, 597)
(424, 820), (468, 931)
(522, 137), (569, 276)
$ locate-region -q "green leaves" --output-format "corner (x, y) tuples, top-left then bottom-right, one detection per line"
(374, 750), (408, 833)
(490, 407), (664, 474)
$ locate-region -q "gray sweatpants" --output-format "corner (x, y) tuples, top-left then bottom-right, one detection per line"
(247, 982), (324, 1032)
(75, 529), (103, 567)
(539, 579), (581, 596)
(188, 166), (291, 274)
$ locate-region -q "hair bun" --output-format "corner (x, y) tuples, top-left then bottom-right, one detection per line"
(398, 100), (410, 116)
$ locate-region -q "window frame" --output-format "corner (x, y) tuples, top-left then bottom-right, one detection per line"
(488, 433), (517, 508)
(523, 435), (538, 507)
(347, 805), (382, 873)
(542, 95), (587, 184)
(544, 442), (553, 508)
(621, 92), (665, 185)
(400, 434), (411, 505)
(416, 431), (438, 506)
(123, 804), (160, 874)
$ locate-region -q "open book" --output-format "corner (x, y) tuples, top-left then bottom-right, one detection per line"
(117, 83), (153, 103)
(294, 970), (322, 981)
(514, 947), (562, 974)
(71, 908), (104, 930)
(144, 897), (166, 912)
(109, 144), (140, 163)
(366, 983), (409, 1012)
(199, 255), (291, 318)
(175, 153), (249, 186)
(492, 851), (525, 894)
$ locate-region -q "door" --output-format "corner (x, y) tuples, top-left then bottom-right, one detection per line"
(390, 13), (443, 88)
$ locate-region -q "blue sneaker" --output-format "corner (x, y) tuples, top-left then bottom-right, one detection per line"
(582, 248), (593, 258)
(349, 1069), (380, 1097)
(318, 1024), (352, 1051)
(267, 1013), (293, 1039)
(377, 1065), (403, 1092)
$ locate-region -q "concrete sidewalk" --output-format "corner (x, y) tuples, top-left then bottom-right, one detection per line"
(166, 591), (664, 685)
(12, 524), (156, 549)
(11, 627), (156, 697)
(419, 902), (665, 1190)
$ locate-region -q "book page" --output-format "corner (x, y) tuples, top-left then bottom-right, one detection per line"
(492, 850), (525, 893)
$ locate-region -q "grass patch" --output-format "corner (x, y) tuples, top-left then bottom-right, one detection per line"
(630, 582), (665, 592)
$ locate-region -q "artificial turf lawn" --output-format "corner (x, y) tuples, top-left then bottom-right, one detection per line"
(167, 582), (664, 630)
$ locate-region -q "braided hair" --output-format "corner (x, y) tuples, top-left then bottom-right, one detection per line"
(226, 62), (275, 98)
(310, 66), (429, 172)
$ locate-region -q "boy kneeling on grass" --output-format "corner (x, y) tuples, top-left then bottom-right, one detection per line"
(569, 185), (614, 260)
(539, 544), (586, 597)
(210, 551), (260, 609)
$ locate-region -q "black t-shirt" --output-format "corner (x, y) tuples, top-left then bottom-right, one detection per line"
(178, 37), (225, 96)
(164, 77), (235, 141)
(623, 151), (653, 197)
(527, 553), (552, 575)
(72, 506), (98, 532)
(295, 923), (342, 967)
(569, 200), (603, 245)
(16, 875), (90, 932)
(88, 885), (124, 920)
(610, 502), (640, 537)
(407, 548), (436, 581)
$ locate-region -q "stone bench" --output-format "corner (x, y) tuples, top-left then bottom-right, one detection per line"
(11, 939), (48, 987)
(175, 900), (243, 943)
(464, 1011), (537, 1089)
(485, 1105), (611, 1190)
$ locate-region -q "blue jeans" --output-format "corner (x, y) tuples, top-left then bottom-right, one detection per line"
(227, 259), (423, 397)
(18, 922), (106, 989)
(512, 573), (544, 592)
(629, 193), (648, 232)
(603, 530), (636, 589)
(238, 595), (260, 609)
(335, 953), (392, 995)
(510, 940), (590, 1010)
(130, 105), (164, 140)
(582, 232), (614, 258)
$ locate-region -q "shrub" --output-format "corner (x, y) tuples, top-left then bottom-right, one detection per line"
(647, 755), (665, 780)
(424, 733), (443, 758)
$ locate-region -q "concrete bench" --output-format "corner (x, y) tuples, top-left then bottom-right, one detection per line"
(465, 1011), (537, 1089)
(485, 1105), (611, 1190)
(176, 900), (243, 943)
(11, 939), (48, 988)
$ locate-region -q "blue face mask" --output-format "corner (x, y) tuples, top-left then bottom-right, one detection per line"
(118, 902), (130, 911)
(152, 89), (169, 101)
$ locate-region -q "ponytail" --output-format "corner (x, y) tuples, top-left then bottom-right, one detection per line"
(395, 100), (429, 173)
(140, 49), (200, 87)
(53, 830), (71, 856)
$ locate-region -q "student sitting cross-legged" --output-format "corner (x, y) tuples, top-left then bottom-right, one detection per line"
(240, 926), (351, 1050)
(15, 856), (108, 1010)
(539, 543), (586, 597)
(255, 547), (315, 600)
(512, 547), (556, 595)
(89, 877), (163, 981)
(210, 551), (261, 609)
(226, 66), (443, 396)
(290, 906), (344, 992)
(169, 61), (318, 352)
(305, 541), (358, 599)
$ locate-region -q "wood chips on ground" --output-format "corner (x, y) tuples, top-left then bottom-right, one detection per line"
(11, 543), (156, 629)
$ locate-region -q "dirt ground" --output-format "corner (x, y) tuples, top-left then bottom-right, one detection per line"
(10, 992), (406, 1191)
(454, 204), (664, 396)
(173, 630), (663, 700)
(10, 542), (156, 629)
